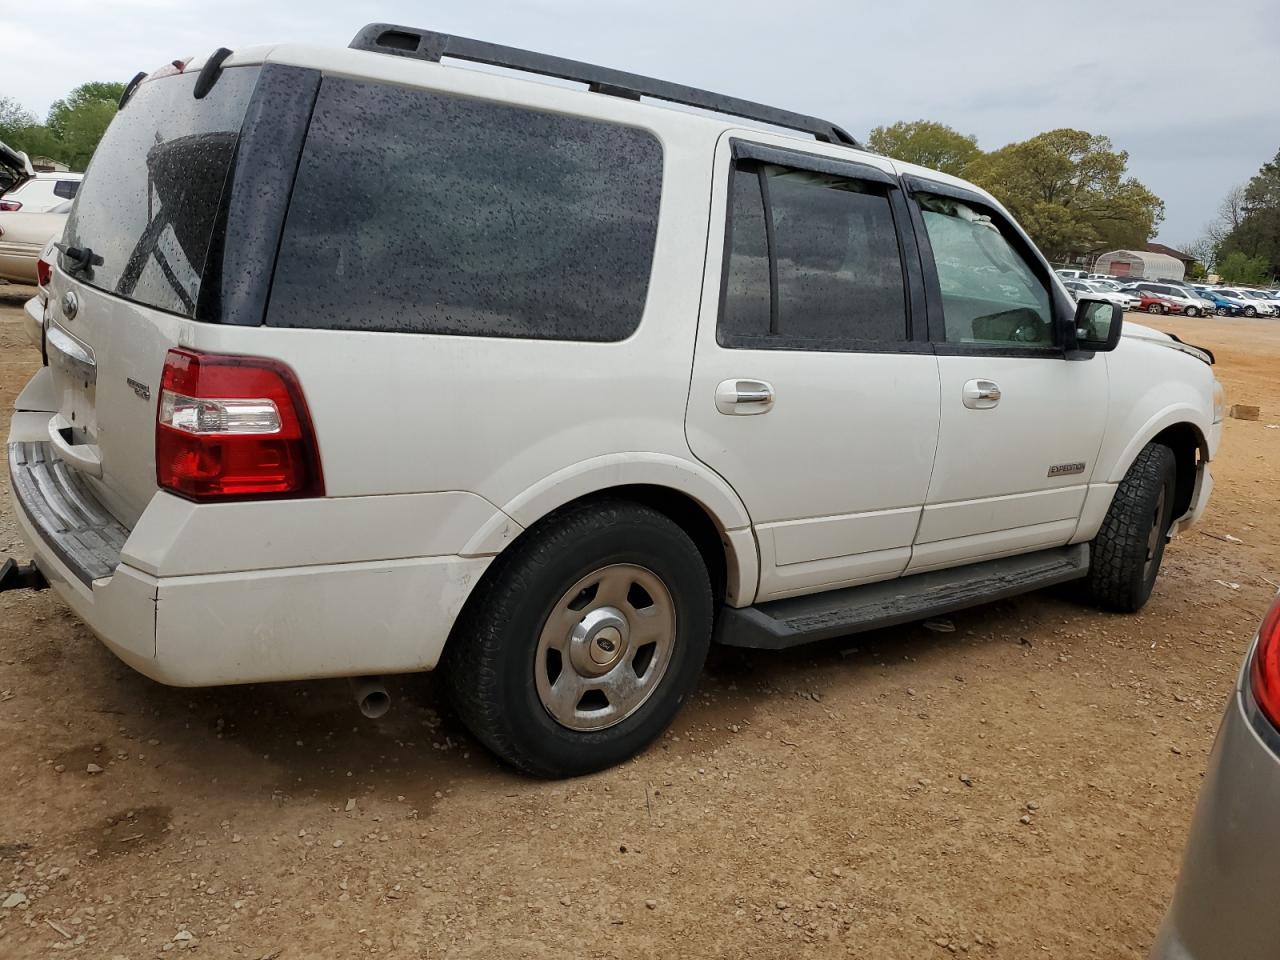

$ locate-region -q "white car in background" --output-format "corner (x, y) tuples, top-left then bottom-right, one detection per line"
(1062, 279), (1137, 310)
(0, 200), (71, 285)
(1213, 288), (1278, 318)
(0, 172), (82, 212)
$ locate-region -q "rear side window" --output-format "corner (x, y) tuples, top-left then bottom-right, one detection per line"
(62, 67), (261, 317)
(719, 161), (908, 348)
(52, 180), (79, 200)
(268, 77), (663, 341)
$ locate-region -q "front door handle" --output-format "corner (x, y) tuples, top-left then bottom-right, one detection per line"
(715, 379), (775, 415)
(962, 379), (1001, 409)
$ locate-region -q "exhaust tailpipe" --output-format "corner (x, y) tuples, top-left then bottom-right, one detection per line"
(350, 677), (391, 719)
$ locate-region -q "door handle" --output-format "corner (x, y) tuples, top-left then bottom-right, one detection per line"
(715, 379), (775, 415)
(962, 379), (1001, 409)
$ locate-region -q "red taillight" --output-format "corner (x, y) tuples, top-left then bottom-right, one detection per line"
(36, 258), (51, 287)
(0, 199), (21, 211)
(1250, 594), (1280, 729)
(155, 349), (323, 500)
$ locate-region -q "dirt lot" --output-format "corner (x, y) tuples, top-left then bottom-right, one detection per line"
(0, 286), (1276, 959)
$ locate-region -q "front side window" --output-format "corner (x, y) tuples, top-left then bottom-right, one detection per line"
(720, 161), (908, 348)
(269, 77), (663, 340)
(917, 194), (1053, 347)
(53, 179), (79, 200)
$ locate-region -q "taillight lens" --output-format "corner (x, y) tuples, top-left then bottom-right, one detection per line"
(156, 349), (323, 500)
(0, 199), (21, 211)
(1250, 594), (1280, 729)
(36, 258), (52, 287)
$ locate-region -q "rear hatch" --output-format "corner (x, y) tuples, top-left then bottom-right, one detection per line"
(43, 63), (264, 526)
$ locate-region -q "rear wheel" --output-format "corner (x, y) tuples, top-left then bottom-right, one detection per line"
(445, 499), (713, 777)
(1084, 443), (1177, 613)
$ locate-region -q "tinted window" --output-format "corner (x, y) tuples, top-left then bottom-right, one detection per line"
(719, 162), (908, 348)
(918, 194), (1052, 346)
(52, 180), (79, 199)
(268, 77), (663, 341)
(62, 67), (260, 317)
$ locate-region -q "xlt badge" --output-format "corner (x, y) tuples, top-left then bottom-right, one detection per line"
(1048, 462), (1086, 477)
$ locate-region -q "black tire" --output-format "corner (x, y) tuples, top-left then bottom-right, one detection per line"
(444, 498), (713, 777)
(1185, 306), (1199, 317)
(1147, 304), (1161, 314)
(1084, 443), (1177, 613)
(1216, 307), (1228, 317)
(1245, 306), (1257, 318)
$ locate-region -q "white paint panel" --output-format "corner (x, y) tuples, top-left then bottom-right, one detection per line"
(757, 546), (911, 602)
(152, 556), (490, 685)
(766, 506), (921, 566)
(906, 519), (1079, 575)
(916, 486), (1086, 545)
(123, 489), (514, 577)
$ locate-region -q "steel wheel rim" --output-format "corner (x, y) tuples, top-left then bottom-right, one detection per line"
(1144, 486), (1167, 580)
(534, 563), (677, 731)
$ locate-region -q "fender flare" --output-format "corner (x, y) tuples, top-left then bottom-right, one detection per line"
(1106, 404), (1210, 484)
(464, 453), (760, 604)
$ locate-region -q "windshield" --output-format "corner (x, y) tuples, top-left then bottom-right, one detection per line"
(61, 66), (260, 318)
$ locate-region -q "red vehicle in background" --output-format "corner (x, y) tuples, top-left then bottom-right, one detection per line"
(1136, 294), (1177, 315)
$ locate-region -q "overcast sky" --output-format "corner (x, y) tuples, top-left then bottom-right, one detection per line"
(3, 0), (1276, 245)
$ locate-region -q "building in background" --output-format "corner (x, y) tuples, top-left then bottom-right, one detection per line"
(1092, 248), (1186, 280)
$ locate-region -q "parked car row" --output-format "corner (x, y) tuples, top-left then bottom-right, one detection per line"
(1055, 268), (1280, 318)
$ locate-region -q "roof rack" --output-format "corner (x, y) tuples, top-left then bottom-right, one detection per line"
(348, 23), (860, 147)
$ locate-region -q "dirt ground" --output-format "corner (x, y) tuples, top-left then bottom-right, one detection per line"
(0, 285), (1276, 960)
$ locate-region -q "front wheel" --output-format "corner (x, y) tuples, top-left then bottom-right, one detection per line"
(1245, 306), (1257, 317)
(445, 499), (713, 777)
(1184, 306), (1199, 317)
(1147, 304), (1162, 314)
(1216, 307), (1228, 317)
(1084, 443), (1177, 613)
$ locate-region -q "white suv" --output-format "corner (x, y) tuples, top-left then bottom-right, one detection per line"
(0, 171), (82, 212)
(3, 26), (1222, 777)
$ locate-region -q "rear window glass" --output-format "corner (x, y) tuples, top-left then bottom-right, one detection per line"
(719, 162), (909, 348)
(267, 77), (663, 341)
(62, 66), (260, 317)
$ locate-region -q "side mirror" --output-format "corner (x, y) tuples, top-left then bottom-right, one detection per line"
(1070, 299), (1123, 353)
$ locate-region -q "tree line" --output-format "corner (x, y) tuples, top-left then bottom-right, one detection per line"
(0, 82), (125, 173)
(1186, 153), (1280, 285)
(866, 120), (1164, 267)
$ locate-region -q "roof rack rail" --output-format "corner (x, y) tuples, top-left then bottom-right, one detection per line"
(348, 23), (859, 147)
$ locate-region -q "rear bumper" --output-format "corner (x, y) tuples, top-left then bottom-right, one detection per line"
(1151, 662), (1280, 959)
(7, 431), (500, 686)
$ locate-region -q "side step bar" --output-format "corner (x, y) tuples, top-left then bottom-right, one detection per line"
(0, 558), (48, 594)
(716, 544), (1089, 650)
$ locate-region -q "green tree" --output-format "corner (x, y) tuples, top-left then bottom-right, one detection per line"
(1218, 149), (1280, 276)
(1216, 250), (1271, 285)
(866, 120), (981, 176)
(962, 129), (1164, 261)
(46, 81), (125, 170)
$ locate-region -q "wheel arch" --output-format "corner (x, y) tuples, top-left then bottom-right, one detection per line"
(1108, 412), (1208, 523)
(465, 453), (760, 607)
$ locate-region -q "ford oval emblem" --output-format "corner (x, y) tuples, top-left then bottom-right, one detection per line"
(61, 290), (79, 320)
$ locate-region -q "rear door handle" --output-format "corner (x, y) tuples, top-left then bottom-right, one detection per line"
(962, 379), (1001, 409)
(715, 379), (775, 415)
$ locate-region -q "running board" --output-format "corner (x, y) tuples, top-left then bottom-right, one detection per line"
(716, 544), (1089, 650)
